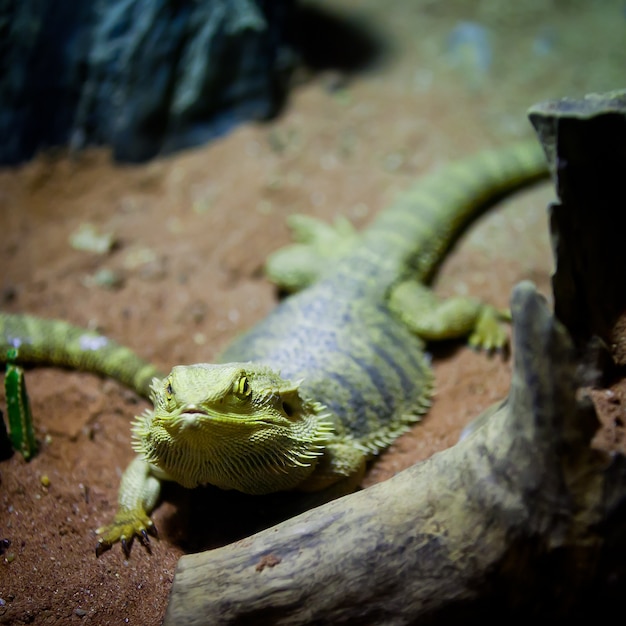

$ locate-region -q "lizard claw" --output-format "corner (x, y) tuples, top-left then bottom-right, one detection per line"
(121, 536), (133, 558)
(95, 507), (156, 557)
(95, 540), (112, 558)
(138, 528), (155, 554)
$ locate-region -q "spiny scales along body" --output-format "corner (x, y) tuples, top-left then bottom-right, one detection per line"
(0, 141), (547, 555)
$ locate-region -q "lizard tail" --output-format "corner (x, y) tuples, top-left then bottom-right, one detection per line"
(0, 313), (163, 398)
(362, 139), (549, 284)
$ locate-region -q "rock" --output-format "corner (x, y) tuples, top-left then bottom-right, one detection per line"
(0, 0), (296, 164)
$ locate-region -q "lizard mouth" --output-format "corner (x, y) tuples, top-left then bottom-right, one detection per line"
(180, 405), (213, 419)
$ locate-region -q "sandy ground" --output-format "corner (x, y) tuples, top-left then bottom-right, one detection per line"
(1, 1), (625, 624)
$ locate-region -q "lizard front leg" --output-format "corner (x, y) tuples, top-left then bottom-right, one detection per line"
(389, 279), (510, 351)
(265, 214), (358, 292)
(95, 455), (162, 557)
(297, 440), (367, 496)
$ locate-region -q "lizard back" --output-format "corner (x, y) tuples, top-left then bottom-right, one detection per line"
(220, 260), (432, 452)
(221, 140), (548, 450)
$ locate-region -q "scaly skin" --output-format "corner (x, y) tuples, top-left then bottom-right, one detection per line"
(0, 314), (162, 398)
(0, 140), (548, 556)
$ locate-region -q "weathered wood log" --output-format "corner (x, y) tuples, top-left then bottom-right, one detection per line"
(529, 89), (626, 358)
(163, 91), (626, 624)
(164, 284), (622, 624)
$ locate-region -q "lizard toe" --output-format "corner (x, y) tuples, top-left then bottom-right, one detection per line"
(95, 507), (155, 557)
(469, 306), (510, 352)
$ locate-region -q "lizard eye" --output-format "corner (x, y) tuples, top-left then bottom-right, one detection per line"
(234, 375), (251, 399)
(165, 377), (174, 401)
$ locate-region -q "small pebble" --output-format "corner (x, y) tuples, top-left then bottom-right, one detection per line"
(69, 223), (116, 254)
(83, 268), (124, 290)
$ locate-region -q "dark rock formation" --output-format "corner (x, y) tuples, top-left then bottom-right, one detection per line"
(0, 0), (296, 163)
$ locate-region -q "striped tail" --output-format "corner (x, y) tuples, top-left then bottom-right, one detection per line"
(361, 139), (549, 283)
(0, 313), (164, 398)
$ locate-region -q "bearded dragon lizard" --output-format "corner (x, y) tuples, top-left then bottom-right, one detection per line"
(0, 141), (547, 556)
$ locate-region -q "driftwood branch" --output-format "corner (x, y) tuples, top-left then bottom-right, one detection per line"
(164, 91), (626, 624)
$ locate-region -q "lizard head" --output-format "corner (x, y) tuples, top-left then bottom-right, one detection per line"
(131, 362), (332, 494)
